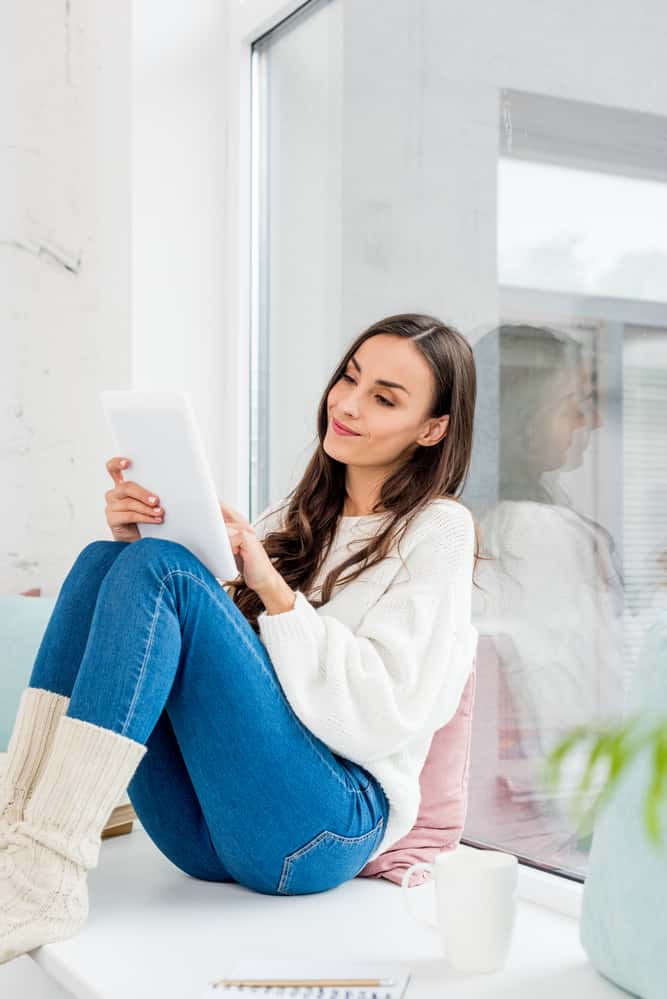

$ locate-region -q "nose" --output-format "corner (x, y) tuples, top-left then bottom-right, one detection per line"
(338, 389), (361, 418)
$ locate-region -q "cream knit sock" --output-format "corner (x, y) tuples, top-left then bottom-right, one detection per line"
(0, 688), (71, 832)
(0, 714), (147, 965)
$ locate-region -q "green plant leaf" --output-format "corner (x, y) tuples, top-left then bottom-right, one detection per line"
(570, 722), (644, 836)
(545, 716), (667, 850)
(644, 725), (667, 847)
(543, 724), (593, 791)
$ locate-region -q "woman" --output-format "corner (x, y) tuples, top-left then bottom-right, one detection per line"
(470, 323), (624, 749)
(0, 313), (480, 964)
(465, 323), (625, 869)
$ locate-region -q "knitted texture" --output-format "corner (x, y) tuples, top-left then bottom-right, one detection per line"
(0, 688), (71, 832)
(251, 496), (479, 864)
(0, 714), (146, 965)
(20, 715), (147, 868)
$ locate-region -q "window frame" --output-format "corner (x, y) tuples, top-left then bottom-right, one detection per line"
(225, 0), (321, 520)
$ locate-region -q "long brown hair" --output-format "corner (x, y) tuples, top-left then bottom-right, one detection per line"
(228, 313), (484, 633)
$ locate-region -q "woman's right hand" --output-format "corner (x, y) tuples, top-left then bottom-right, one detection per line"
(105, 457), (164, 543)
(218, 500), (252, 529)
(219, 501), (256, 574)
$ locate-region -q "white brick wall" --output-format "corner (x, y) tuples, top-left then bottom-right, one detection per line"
(1, 0), (231, 597)
(1, 0), (132, 595)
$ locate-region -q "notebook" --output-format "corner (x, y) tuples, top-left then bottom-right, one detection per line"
(201, 959), (411, 999)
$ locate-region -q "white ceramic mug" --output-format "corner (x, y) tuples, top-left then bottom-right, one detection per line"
(401, 847), (518, 974)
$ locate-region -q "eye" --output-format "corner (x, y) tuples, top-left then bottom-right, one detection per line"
(340, 372), (394, 407)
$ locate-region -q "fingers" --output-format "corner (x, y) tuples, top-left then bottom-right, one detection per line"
(106, 456), (130, 485)
(107, 507), (164, 527)
(105, 466), (159, 508)
(219, 501), (250, 526)
(110, 480), (160, 507)
(105, 495), (163, 523)
(226, 523), (256, 559)
(226, 522), (255, 537)
(108, 497), (163, 519)
(105, 465), (252, 531)
(105, 457), (163, 523)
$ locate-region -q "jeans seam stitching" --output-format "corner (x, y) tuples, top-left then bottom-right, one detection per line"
(120, 565), (261, 736)
(120, 553), (366, 798)
(120, 575), (168, 736)
(277, 816), (384, 894)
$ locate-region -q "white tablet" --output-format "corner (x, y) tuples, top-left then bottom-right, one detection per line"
(100, 390), (238, 583)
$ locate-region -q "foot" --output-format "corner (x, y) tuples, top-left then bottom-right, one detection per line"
(0, 822), (89, 964)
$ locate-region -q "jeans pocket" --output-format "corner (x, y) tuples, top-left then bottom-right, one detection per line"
(277, 816), (385, 895)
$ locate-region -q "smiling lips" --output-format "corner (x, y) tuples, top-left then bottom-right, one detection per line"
(332, 417), (361, 436)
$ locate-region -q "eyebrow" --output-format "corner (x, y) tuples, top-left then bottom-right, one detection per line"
(349, 355), (410, 394)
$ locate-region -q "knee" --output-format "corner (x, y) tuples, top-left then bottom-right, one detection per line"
(80, 540), (120, 555)
(120, 536), (194, 571)
(110, 538), (214, 595)
(129, 537), (187, 558)
(72, 539), (127, 569)
(60, 541), (129, 595)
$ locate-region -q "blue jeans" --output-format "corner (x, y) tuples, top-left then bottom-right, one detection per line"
(27, 538), (389, 895)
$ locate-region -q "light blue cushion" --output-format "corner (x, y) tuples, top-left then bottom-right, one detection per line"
(0, 595), (56, 751)
(580, 610), (667, 999)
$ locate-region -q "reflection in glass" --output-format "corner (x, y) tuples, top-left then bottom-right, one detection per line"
(465, 324), (626, 874)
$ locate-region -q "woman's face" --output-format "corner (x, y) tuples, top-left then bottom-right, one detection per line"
(323, 333), (448, 467)
(537, 367), (588, 471)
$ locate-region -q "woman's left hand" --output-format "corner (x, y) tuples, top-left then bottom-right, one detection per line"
(227, 522), (279, 595)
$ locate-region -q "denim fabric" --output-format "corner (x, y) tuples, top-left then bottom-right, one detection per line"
(27, 538), (389, 895)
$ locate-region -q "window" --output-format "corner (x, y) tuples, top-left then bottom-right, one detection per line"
(250, 0), (667, 881)
(250, 0), (342, 512)
(466, 91), (667, 878)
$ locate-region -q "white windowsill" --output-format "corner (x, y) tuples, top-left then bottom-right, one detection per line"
(458, 844), (584, 920)
(516, 856), (583, 919)
(26, 824), (625, 999)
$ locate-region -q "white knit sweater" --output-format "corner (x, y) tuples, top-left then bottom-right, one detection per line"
(242, 497), (478, 863)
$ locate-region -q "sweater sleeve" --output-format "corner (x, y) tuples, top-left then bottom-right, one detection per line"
(256, 509), (475, 765)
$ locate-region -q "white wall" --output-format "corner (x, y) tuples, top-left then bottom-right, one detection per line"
(130, 0), (231, 500)
(1, 0), (230, 596)
(1, 0), (131, 595)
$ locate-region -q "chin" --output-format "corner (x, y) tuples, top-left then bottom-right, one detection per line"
(322, 434), (348, 463)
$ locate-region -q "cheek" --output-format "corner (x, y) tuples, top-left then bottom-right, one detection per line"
(327, 385), (341, 407)
(552, 414), (573, 445)
(373, 417), (408, 447)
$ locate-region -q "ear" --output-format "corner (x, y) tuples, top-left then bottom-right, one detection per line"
(417, 414), (449, 448)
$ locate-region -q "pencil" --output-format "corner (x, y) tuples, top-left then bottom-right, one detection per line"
(213, 978), (395, 988)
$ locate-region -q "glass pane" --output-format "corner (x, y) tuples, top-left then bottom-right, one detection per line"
(251, 0), (343, 514)
(252, 0), (667, 880)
